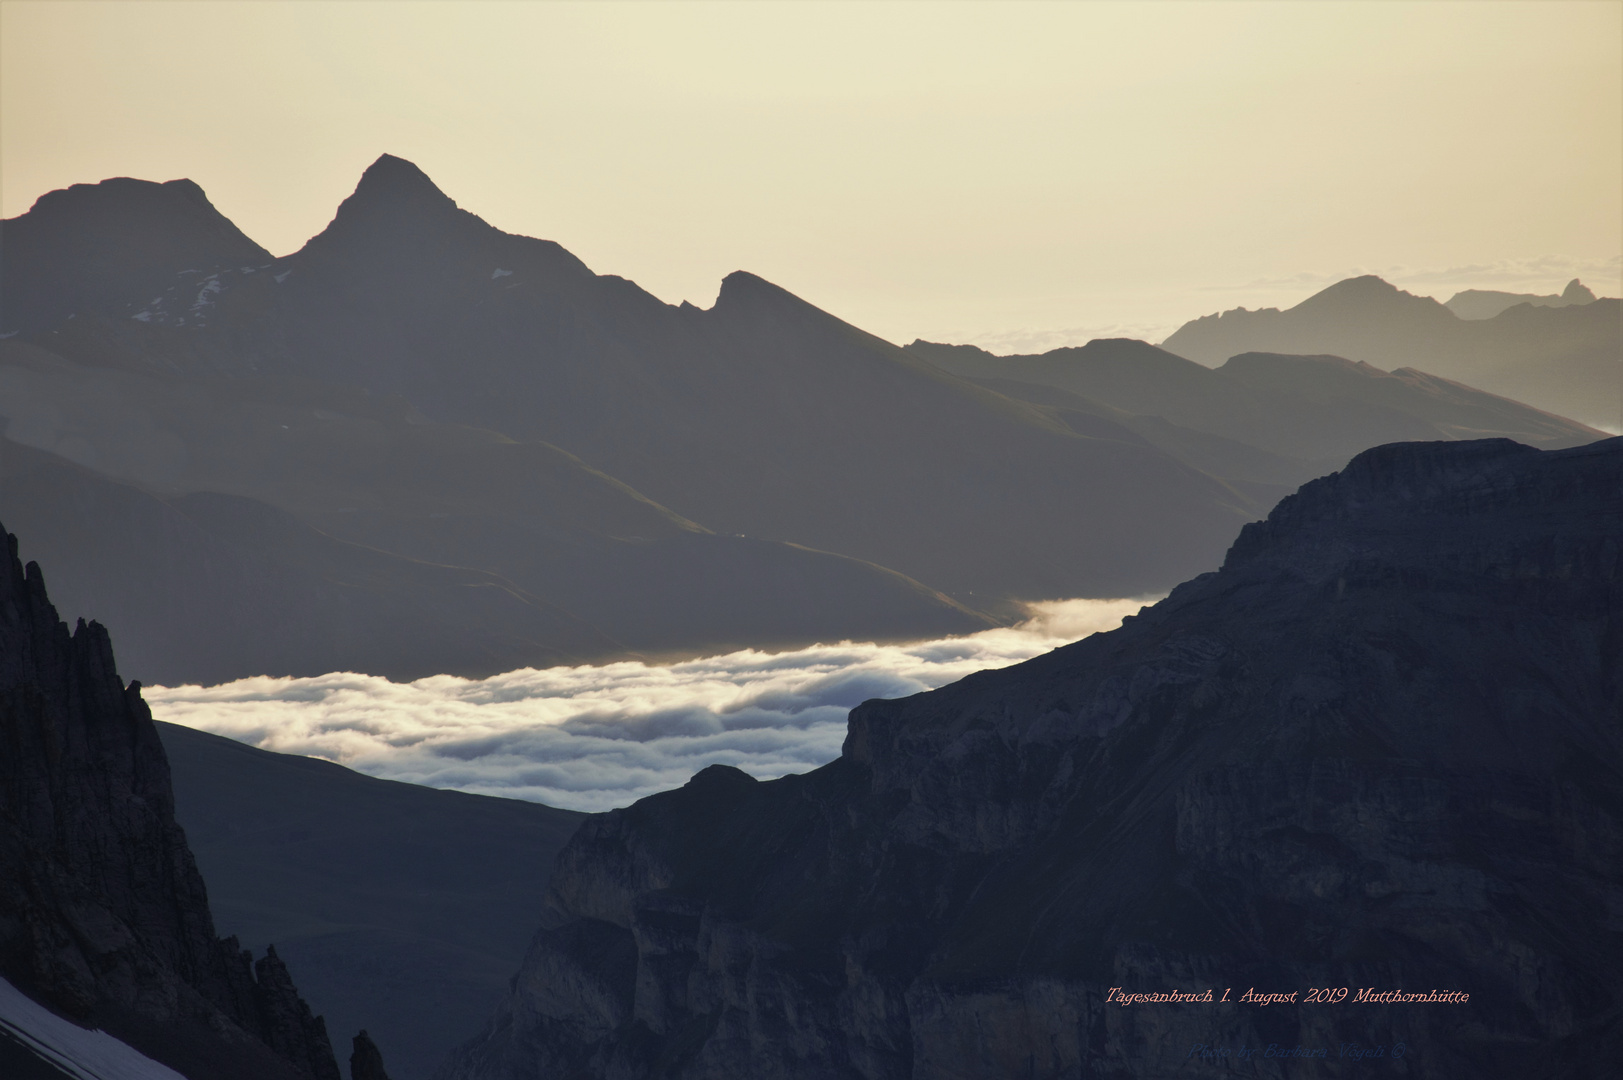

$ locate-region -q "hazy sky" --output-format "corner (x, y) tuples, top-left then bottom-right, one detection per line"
(4, 1), (1619, 349)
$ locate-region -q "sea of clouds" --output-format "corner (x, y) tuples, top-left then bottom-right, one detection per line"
(148, 598), (1149, 813)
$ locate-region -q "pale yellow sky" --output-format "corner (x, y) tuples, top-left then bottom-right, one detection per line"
(3, 1), (1619, 348)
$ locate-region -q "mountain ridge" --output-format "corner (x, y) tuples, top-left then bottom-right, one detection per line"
(3, 156), (1263, 610)
(1160, 275), (1619, 428)
(0, 522), (344, 1079)
(442, 436), (1622, 1080)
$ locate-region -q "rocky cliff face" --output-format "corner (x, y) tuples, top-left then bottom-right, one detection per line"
(0, 524), (342, 1080)
(443, 437), (1622, 1080)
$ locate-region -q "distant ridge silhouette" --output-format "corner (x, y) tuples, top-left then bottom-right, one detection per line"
(0, 157), (1612, 682)
(1162, 275), (1618, 427)
(1444, 277), (1596, 320)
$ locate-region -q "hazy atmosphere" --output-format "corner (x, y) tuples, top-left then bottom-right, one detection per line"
(4, 0), (1619, 348)
(3, 2), (1620, 1077)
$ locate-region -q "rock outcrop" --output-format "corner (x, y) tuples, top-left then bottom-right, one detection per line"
(0, 522), (342, 1079)
(352, 1030), (393, 1080)
(442, 437), (1622, 1080)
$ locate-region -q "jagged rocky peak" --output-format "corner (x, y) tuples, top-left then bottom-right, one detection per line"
(302, 153), (469, 249)
(711, 269), (820, 317)
(445, 437), (1621, 1080)
(0, 523), (343, 1079)
(707, 268), (871, 341)
(1563, 277), (1597, 302)
(289, 153), (595, 288)
(348, 153), (462, 214)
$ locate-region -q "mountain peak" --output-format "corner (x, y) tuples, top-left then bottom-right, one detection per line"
(0, 174), (270, 334)
(1562, 278), (1596, 303)
(715, 269), (782, 303)
(1289, 274), (1449, 320)
(1304, 274), (1403, 302)
(1332, 273), (1395, 290)
(296, 154), (474, 258)
(342, 153), (459, 216)
(713, 270), (825, 319)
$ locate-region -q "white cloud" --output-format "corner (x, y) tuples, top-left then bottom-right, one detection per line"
(147, 598), (1149, 813)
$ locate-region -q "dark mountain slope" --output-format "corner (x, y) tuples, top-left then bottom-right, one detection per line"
(905, 337), (1600, 483)
(1161, 276), (1619, 428)
(0, 176), (271, 336)
(0, 334), (989, 682)
(84, 155), (1258, 602)
(0, 439), (628, 685)
(0, 522), (341, 1079)
(443, 436), (1622, 1080)
(157, 722), (586, 1080)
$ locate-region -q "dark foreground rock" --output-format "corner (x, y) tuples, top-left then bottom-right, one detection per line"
(157, 721), (585, 1080)
(442, 437), (1622, 1080)
(352, 1030), (392, 1080)
(0, 522), (342, 1079)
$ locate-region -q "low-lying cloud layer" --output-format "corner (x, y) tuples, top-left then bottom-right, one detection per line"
(148, 598), (1146, 813)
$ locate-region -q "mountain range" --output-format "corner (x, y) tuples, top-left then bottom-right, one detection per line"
(1160, 275), (1619, 429)
(4, 434), (1616, 1079)
(2, 154), (1618, 1077)
(1442, 277), (1596, 320)
(0, 156), (1610, 683)
(442, 436), (1622, 1080)
(903, 337), (1596, 497)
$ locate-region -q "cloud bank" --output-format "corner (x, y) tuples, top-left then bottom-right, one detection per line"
(148, 598), (1148, 813)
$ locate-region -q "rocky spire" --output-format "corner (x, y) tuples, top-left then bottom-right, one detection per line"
(350, 1030), (392, 1080)
(297, 153), (472, 260)
(1562, 277), (1596, 303)
(0, 523), (342, 1079)
(255, 945), (343, 1080)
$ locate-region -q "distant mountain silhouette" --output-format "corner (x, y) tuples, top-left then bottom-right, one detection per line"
(3, 156), (1264, 661)
(0, 176), (271, 336)
(198, 156), (1264, 601)
(0, 352), (989, 683)
(905, 337), (1600, 500)
(443, 436), (1623, 1080)
(1161, 276), (1619, 428)
(3, 160), (1612, 685)
(1443, 277), (1596, 320)
(158, 722), (584, 1080)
